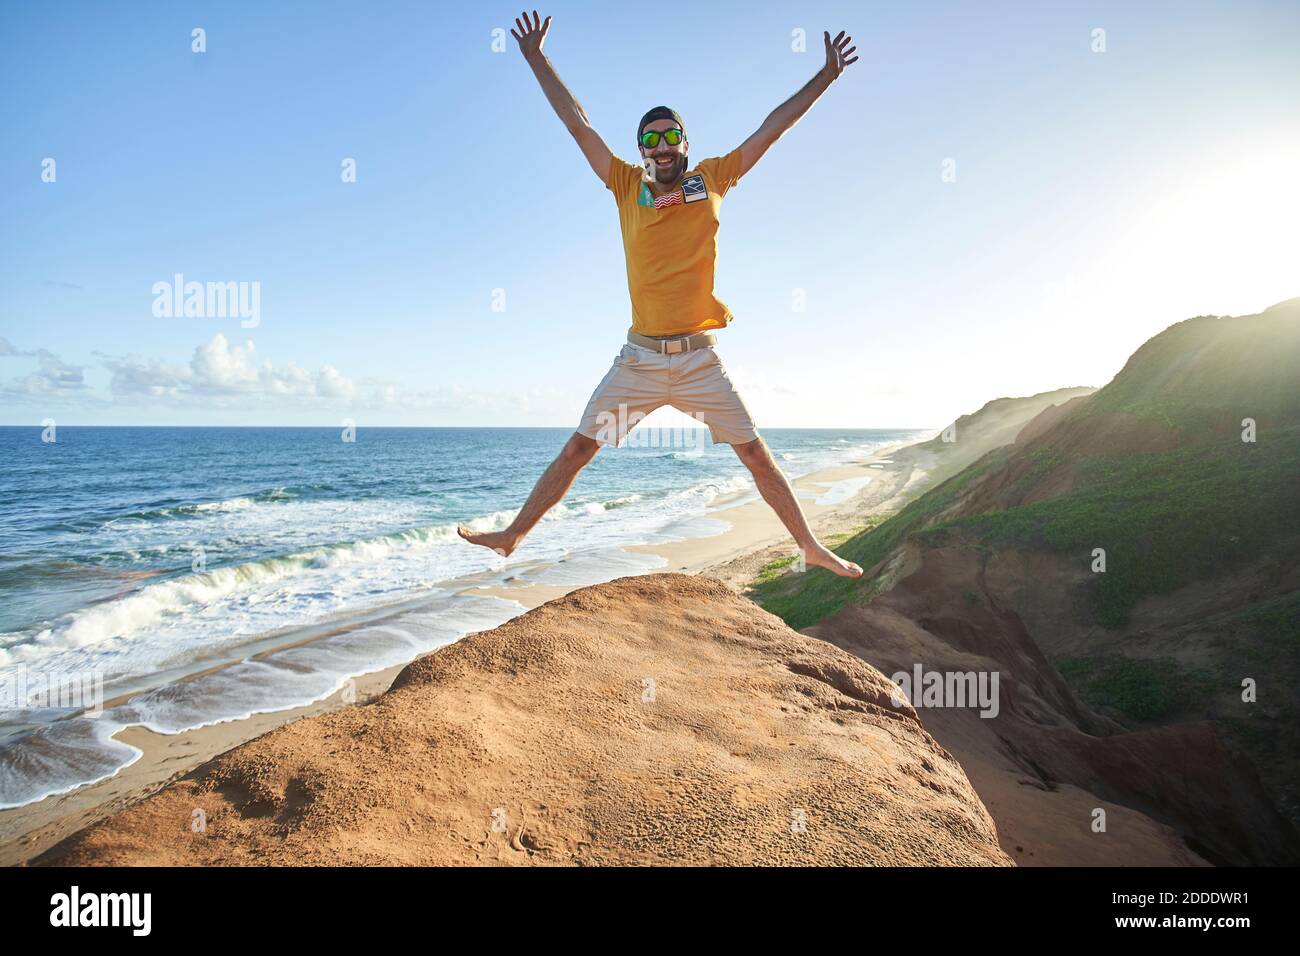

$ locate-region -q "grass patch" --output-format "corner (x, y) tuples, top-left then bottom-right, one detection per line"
(749, 424), (1299, 635)
(918, 429), (1300, 627)
(1006, 446), (1065, 500)
(752, 554), (798, 586)
(749, 451), (1008, 630)
(1057, 655), (1216, 723)
(1242, 592), (1300, 647)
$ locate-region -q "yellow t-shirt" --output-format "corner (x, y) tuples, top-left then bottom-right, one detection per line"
(605, 148), (744, 337)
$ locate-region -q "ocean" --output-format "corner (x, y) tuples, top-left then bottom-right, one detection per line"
(0, 425), (926, 808)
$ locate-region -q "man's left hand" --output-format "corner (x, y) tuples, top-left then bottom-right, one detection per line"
(822, 29), (859, 80)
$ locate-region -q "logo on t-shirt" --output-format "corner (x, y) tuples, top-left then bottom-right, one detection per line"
(636, 176), (705, 210)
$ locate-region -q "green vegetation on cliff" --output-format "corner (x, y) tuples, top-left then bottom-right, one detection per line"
(752, 451), (1007, 630)
(921, 429), (1300, 626)
(755, 301), (1300, 632)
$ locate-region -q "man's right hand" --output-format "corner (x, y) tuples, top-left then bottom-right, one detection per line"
(511, 9), (612, 184)
(510, 10), (551, 59)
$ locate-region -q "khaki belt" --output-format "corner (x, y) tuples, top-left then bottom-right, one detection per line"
(627, 330), (717, 354)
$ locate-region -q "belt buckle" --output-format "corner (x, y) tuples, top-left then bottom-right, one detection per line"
(665, 337), (685, 354)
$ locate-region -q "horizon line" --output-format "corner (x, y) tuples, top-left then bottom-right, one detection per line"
(0, 423), (939, 431)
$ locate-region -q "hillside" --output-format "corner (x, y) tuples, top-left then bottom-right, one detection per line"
(909, 386), (1097, 488)
(33, 574), (1010, 867)
(752, 299), (1300, 864)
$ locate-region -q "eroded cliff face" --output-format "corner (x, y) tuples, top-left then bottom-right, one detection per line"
(810, 543), (1300, 866)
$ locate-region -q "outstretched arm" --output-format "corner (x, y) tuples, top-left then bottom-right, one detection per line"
(737, 30), (859, 178)
(512, 10), (613, 182)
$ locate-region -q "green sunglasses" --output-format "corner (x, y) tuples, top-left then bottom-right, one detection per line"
(639, 128), (685, 149)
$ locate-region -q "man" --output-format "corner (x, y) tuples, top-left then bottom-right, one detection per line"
(458, 10), (862, 578)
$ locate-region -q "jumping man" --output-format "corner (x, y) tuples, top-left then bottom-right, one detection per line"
(458, 10), (863, 578)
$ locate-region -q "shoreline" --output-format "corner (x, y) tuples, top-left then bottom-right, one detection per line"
(0, 439), (928, 865)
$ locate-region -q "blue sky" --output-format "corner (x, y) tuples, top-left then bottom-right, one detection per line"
(2, 0), (1298, 427)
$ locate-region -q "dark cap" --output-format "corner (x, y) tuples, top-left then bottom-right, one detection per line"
(637, 106), (686, 145)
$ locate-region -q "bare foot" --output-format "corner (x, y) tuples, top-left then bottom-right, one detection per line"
(457, 526), (520, 557)
(802, 544), (863, 578)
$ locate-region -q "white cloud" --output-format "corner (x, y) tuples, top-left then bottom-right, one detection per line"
(0, 336), (89, 401)
(3, 333), (567, 421)
(190, 334), (260, 393)
(94, 333), (361, 405)
(103, 354), (189, 399)
(316, 364), (356, 400)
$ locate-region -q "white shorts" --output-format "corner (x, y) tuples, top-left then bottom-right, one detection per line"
(576, 341), (761, 448)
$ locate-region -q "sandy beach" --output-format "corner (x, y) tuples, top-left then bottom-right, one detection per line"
(0, 439), (928, 865)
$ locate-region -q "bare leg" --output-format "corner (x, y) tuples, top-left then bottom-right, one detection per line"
(457, 431), (601, 557)
(732, 437), (863, 578)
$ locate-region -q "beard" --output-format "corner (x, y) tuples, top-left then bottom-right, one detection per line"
(650, 152), (686, 184)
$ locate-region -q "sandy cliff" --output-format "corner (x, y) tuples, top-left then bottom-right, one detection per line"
(36, 574), (1011, 866)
